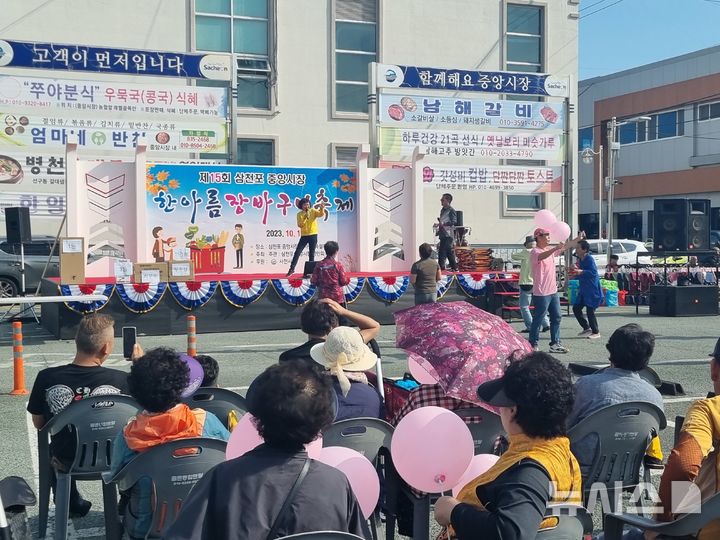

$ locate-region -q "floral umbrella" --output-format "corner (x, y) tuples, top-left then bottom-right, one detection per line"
(394, 301), (532, 407)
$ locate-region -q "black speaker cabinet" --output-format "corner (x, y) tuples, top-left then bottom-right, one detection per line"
(653, 198), (710, 251)
(455, 210), (464, 227)
(4, 207), (31, 244)
(649, 285), (718, 316)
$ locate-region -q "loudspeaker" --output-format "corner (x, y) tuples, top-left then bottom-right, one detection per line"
(5, 207), (31, 244)
(303, 260), (318, 277)
(649, 285), (718, 316)
(455, 210), (464, 227)
(653, 198), (710, 251)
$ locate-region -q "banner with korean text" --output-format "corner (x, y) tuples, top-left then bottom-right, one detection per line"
(421, 164), (562, 193)
(145, 164), (359, 274)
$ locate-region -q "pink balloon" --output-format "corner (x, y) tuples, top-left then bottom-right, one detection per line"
(534, 209), (558, 228)
(317, 446), (380, 519)
(226, 413), (323, 460)
(451, 454), (500, 497)
(390, 406), (474, 493)
(549, 221), (572, 241)
(408, 354), (438, 385)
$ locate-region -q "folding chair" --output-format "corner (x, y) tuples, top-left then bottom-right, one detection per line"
(37, 394), (140, 540)
(105, 437), (227, 538)
(181, 387), (248, 429)
(454, 408), (506, 455)
(0, 476), (36, 540)
(568, 401), (666, 517)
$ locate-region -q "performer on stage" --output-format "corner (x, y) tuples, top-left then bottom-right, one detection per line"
(437, 193), (459, 272)
(287, 196), (327, 276)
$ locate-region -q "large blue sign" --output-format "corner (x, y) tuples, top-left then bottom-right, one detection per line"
(376, 63), (570, 98)
(0, 39), (232, 81)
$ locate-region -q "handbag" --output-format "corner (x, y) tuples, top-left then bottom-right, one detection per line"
(265, 458), (311, 540)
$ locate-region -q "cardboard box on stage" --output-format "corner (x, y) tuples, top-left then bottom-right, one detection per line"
(133, 262), (168, 284)
(168, 260), (195, 282)
(59, 237), (86, 284)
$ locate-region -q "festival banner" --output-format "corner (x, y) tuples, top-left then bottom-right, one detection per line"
(421, 164), (562, 193)
(379, 127), (564, 162)
(379, 92), (565, 130)
(0, 74), (229, 118)
(145, 164), (359, 274)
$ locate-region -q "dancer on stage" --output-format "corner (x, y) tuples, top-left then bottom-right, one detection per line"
(287, 196), (327, 276)
(437, 193), (459, 272)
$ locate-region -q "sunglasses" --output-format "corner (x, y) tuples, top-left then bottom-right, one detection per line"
(538, 233), (550, 237)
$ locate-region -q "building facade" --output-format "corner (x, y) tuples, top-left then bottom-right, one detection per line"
(578, 45), (720, 244)
(3, 0), (578, 244)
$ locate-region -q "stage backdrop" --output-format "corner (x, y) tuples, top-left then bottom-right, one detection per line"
(145, 164), (359, 273)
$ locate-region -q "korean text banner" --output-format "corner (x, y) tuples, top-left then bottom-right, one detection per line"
(376, 63), (570, 98)
(0, 75), (229, 118)
(379, 127), (565, 162)
(379, 92), (565, 130)
(422, 164), (562, 193)
(0, 39), (232, 80)
(145, 164), (358, 274)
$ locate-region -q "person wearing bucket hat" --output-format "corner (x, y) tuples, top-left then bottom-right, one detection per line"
(434, 352), (581, 540)
(511, 236), (549, 333)
(110, 347), (229, 539)
(286, 196), (328, 276)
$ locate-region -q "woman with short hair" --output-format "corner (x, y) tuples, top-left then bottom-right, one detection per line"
(410, 242), (442, 305)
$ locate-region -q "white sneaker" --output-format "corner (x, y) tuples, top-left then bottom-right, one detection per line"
(549, 343), (569, 354)
(577, 329), (592, 337)
(588, 333), (601, 339)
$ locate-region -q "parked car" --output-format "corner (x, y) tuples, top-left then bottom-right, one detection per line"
(0, 237), (60, 297)
(711, 230), (720, 248)
(584, 239), (651, 267)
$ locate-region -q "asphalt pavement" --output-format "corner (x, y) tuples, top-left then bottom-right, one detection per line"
(0, 305), (717, 538)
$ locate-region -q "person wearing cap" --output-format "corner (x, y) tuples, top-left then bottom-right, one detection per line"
(110, 348), (229, 540)
(569, 239), (603, 339)
(286, 196), (327, 277)
(433, 352), (581, 540)
(310, 325), (383, 421)
(651, 338), (720, 540)
(511, 236), (549, 333)
(165, 362), (370, 539)
(528, 227), (583, 354)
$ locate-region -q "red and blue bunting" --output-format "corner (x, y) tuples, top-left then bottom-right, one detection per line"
(436, 274), (455, 299)
(59, 283), (114, 314)
(168, 281), (218, 310)
(220, 279), (269, 308)
(115, 282), (167, 313)
(456, 273), (490, 298)
(367, 275), (409, 303)
(342, 277), (365, 304)
(271, 278), (317, 306)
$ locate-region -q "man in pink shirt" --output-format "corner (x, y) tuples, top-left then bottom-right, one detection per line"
(528, 227), (581, 353)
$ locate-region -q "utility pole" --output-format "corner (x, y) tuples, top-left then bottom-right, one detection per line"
(606, 117), (619, 265)
(597, 144), (603, 241)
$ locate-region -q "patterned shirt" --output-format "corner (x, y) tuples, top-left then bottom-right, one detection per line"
(391, 383), (481, 426)
(311, 256), (350, 303)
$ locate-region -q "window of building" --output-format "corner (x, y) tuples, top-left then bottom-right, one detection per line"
(506, 4), (544, 73)
(237, 138), (275, 165)
(195, 0), (272, 110)
(699, 101), (720, 121)
(578, 127), (593, 150)
(616, 109), (684, 144)
(504, 193), (544, 214)
(333, 0), (377, 115)
(332, 144), (360, 167)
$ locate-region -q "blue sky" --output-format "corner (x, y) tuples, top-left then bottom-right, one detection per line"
(579, 0), (720, 80)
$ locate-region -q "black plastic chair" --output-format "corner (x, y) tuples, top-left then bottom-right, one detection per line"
(568, 401), (666, 516)
(674, 415), (685, 445)
(180, 387), (248, 429)
(37, 394), (140, 540)
(1, 476), (36, 540)
(106, 437), (227, 538)
(277, 532), (367, 539)
(604, 491), (720, 540)
(454, 408), (506, 455)
(534, 505), (589, 540)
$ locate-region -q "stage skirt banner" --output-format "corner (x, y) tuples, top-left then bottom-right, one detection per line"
(145, 164), (359, 274)
(342, 277), (365, 304)
(367, 275), (409, 303)
(271, 278), (317, 306)
(220, 279), (269, 308)
(168, 280), (218, 310)
(421, 163), (562, 193)
(456, 273), (490, 298)
(59, 283), (113, 313)
(116, 282), (167, 313)
(436, 274), (454, 299)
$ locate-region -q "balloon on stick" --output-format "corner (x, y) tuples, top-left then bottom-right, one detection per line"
(316, 446), (380, 518)
(451, 454), (500, 497)
(226, 413), (322, 460)
(408, 353), (439, 384)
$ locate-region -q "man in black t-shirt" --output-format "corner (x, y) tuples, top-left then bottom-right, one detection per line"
(27, 313), (132, 517)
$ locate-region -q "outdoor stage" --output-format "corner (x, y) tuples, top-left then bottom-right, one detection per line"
(40, 271), (507, 339)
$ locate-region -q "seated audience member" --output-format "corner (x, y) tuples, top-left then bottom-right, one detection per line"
(653, 338), (720, 540)
(311, 240), (351, 304)
(311, 326), (382, 421)
(27, 313), (130, 517)
(567, 323), (664, 471)
(195, 354), (219, 387)
(434, 352), (581, 540)
(164, 362), (371, 539)
(279, 298), (380, 369)
(391, 383), (478, 426)
(111, 348), (229, 540)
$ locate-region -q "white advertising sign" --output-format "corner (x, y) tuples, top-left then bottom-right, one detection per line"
(421, 164), (563, 193)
